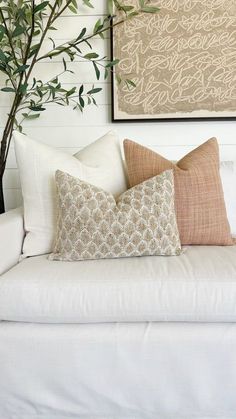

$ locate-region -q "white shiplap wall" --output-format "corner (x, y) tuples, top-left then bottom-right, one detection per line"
(2, 1), (236, 210)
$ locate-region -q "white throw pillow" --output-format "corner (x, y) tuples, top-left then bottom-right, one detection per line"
(14, 130), (127, 257)
(220, 161), (236, 237)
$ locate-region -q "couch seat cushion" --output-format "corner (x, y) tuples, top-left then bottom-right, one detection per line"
(1, 246), (236, 323)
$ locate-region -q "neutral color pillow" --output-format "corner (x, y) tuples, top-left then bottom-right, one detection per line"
(14, 130), (127, 257)
(124, 138), (233, 245)
(50, 169), (181, 261)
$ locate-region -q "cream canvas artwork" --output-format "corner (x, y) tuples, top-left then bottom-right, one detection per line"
(112, 0), (236, 120)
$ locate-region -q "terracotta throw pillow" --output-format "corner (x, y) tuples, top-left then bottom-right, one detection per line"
(49, 169), (181, 261)
(124, 138), (233, 245)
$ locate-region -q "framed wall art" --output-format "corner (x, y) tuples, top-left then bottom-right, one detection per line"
(111, 0), (236, 121)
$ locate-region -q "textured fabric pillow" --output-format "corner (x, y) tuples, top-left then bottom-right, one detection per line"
(50, 169), (181, 261)
(14, 130), (127, 257)
(124, 138), (233, 245)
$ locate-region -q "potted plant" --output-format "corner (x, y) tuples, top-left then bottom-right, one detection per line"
(0, 0), (159, 213)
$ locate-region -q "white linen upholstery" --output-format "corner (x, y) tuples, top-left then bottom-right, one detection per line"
(1, 321), (236, 419)
(1, 245), (236, 323)
(0, 208), (24, 275)
(14, 130), (127, 258)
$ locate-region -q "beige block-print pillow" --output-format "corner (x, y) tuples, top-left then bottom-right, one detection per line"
(49, 169), (181, 261)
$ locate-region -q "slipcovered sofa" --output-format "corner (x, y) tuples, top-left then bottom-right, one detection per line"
(1, 207), (236, 419)
(2, 131), (236, 419)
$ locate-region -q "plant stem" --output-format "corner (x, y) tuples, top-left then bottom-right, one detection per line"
(0, 95), (18, 167)
(24, 0), (59, 85)
(0, 0), (59, 172)
(0, 0), (36, 169)
(51, 0), (74, 23)
(37, 12), (137, 62)
(23, 0), (35, 69)
(0, 171), (5, 214)
(0, 7), (19, 67)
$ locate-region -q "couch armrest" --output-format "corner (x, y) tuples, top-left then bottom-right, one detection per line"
(0, 208), (25, 275)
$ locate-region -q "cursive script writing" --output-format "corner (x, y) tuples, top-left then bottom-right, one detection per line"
(114, 0), (236, 116)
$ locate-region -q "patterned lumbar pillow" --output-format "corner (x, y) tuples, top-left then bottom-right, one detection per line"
(49, 169), (181, 261)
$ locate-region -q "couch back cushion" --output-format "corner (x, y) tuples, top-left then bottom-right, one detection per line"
(124, 138), (233, 245)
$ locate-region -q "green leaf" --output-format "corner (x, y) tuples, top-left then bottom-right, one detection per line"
(66, 87), (76, 97)
(1, 87), (15, 92)
(93, 62), (100, 80)
(92, 97), (97, 106)
(126, 79), (136, 88)
(79, 96), (85, 108)
(93, 18), (103, 34)
(33, 29), (41, 37)
(83, 0), (94, 8)
(121, 5), (134, 12)
(29, 43), (40, 58)
(14, 64), (29, 74)
(77, 27), (86, 40)
(19, 83), (28, 94)
(32, 78), (37, 88)
(22, 113), (40, 120)
(0, 50), (7, 63)
(98, 31), (105, 40)
(34, 1), (49, 14)
(141, 6), (160, 13)
(67, 0), (78, 12)
(127, 11), (139, 19)
(85, 40), (92, 49)
(0, 25), (6, 42)
(87, 87), (102, 94)
(12, 25), (25, 37)
(0, 65), (9, 75)
(68, 5), (77, 14)
(79, 85), (84, 96)
(29, 106), (46, 112)
(84, 52), (99, 60)
(115, 74), (122, 84)
(51, 77), (58, 84)
(106, 59), (119, 68)
(63, 57), (67, 71)
(104, 68), (109, 79)
(36, 87), (43, 98)
(77, 104), (83, 112)
(49, 37), (55, 49)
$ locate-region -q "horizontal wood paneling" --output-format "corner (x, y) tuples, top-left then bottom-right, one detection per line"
(60, 3), (107, 15)
(30, 60), (111, 84)
(36, 38), (109, 59)
(2, 1), (236, 211)
(47, 16), (109, 40)
(0, 84), (110, 107)
(5, 142), (236, 184)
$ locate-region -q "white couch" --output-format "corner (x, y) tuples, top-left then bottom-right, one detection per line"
(1, 208), (236, 419)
